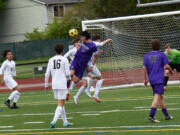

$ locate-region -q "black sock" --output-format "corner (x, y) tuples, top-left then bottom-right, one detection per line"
(13, 103), (16, 106)
(164, 76), (169, 86)
(7, 99), (10, 103)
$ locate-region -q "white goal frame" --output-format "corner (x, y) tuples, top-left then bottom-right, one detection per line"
(82, 10), (180, 89)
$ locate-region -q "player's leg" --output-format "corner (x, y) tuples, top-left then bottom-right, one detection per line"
(51, 90), (73, 128)
(85, 75), (93, 98)
(73, 79), (88, 104)
(11, 86), (21, 109)
(159, 95), (173, 120)
(4, 77), (20, 109)
(164, 69), (169, 91)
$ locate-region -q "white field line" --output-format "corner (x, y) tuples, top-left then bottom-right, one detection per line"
(2, 124), (180, 132)
(24, 122), (44, 124)
(0, 108), (180, 117)
(81, 114), (100, 116)
(0, 126), (13, 128)
(135, 103), (179, 109)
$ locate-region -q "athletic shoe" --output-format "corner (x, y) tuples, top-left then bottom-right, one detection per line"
(63, 122), (73, 127)
(73, 96), (78, 105)
(85, 90), (92, 98)
(92, 96), (101, 103)
(10, 104), (19, 109)
(165, 115), (173, 120)
(164, 86), (167, 91)
(4, 100), (10, 108)
(66, 93), (70, 101)
(50, 121), (55, 128)
(148, 116), (160, 123)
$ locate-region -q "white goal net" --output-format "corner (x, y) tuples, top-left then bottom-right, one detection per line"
(82, 11), (180, 88)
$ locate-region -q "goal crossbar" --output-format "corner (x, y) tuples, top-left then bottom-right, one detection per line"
(82, 10), (180, 30)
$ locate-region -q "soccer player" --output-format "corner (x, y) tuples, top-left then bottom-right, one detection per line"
(45, 44), (73, 128)
(73, 35), (112, 104)
(0, 50), (21, 109)
(64, 38), (81, 62)
(164, 44), (180, 90)
(143, 39), (173, 123)
(68, 31), (98, 95)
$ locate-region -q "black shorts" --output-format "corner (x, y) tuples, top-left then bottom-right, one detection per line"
(169, 63), (180, 72)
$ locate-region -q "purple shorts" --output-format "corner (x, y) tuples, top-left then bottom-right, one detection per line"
(151, 83), (164, 95)
(70, 59), (87, 79)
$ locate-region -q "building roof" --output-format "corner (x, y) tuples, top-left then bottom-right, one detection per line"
(34, 0), (84, 5)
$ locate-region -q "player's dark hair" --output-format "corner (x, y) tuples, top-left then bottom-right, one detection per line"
(81, 31), (91, 40)
(54, 44), (64, 54)
(92, 35), (101, 41)
(3, 50), (11, 59)
(73, 37), (80, 44)
(151, 39), (161, 50)
(165, 43), (171, 49)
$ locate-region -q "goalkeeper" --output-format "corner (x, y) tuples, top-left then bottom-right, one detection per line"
(164, 44), (180, 90)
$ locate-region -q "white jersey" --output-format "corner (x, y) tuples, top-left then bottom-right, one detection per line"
(0, 59), (16, 78)
(64, 47), (77, 61)
(88, 41), (103, 66)
(45, 55), (70, 90)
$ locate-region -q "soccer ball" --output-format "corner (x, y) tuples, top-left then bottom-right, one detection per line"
(69, 29), (78, 37)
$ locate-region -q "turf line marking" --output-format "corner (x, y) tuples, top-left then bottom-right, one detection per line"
(81, 114), (100, 116)
(0, 108), (180, 117)
(24, 122), (44, 124)
(2, 124), (180, 132)
(0, 126), (13, 128)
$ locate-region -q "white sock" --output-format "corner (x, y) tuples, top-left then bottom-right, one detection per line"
(61, 106), (68, 123)
(8, 90), (19, 101)
(13, 91), (21, 103)
(86, 78), (93, 92)
(69, 81), (76, 93)
(75, 86), (86, 99)
(53, 106), (62, 123)
(94, 79), (104, 97)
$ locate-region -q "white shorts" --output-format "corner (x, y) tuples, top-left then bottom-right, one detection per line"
(83, 65), (101, 79)
(53, 89), (68, 100)
(4, 76), (18, 90)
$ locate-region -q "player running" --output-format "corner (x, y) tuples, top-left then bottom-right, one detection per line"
(73, 35), (112, 104)
(143, 39), (173, 123)
(0, 50), (21, 109)
(68, 31), (98, 97)
(164, 44), (180, 90)
(45, 44), (73, 128)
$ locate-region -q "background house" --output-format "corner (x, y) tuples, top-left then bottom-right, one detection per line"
(0, 0), (83, 43)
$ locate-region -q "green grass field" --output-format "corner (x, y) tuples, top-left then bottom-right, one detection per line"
(0, 85), (180, 135)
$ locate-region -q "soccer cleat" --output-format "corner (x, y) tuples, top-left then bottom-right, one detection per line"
(165, 115), (173, 120)
(63, 122), (73, 127)
(92, 96), (101, 103)
(10, 104), (19, 109)
(50, 121), (56, 128)
(73, 96), (78, 105)
(148, 116), (160, 123)
(66, 93), (70, 101)
(85, 90), (92, 98)
(164, 86), (167, 91)
(4, 100), (10, 108)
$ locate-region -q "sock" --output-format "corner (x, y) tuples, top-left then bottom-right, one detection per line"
(69, 81), (76, 93)
(8, 90), (19, 101)
(94, 79), (104, 97)
(86, 78), (93, 92)
(75, 86), (86, 99)
(149, 108), (157, 117)
(164, 76), (169, 86)
(53, 106), (62, 123)
(162, 108), (169, 117)
(61, 106), (68, 123)
(13, 91), (21, 103)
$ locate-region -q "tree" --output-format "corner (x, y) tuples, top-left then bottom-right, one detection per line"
(0, 0), (6, 9)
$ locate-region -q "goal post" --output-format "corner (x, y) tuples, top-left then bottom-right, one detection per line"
(82, 10), (180, 88)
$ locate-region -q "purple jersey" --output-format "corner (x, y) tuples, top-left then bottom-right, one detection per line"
(143, 51), (169, 84)
(70, 41), (97, 79)
(75, 41), (98, 64)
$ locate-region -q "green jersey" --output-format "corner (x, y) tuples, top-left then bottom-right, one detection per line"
(164, 49), (180, 64)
